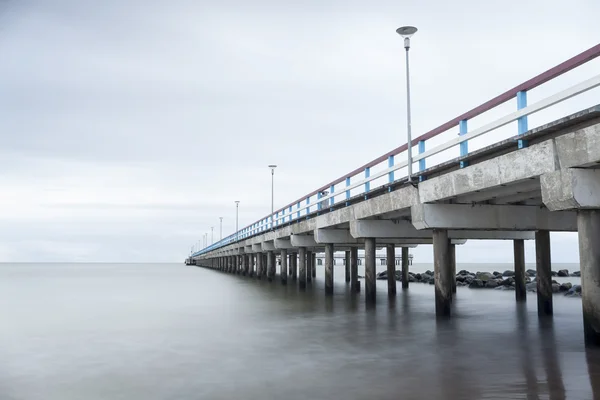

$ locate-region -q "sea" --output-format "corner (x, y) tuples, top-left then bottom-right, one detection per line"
(1, 262), (598, 400)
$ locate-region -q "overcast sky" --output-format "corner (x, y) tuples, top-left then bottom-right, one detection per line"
(1, 0), (599, 263)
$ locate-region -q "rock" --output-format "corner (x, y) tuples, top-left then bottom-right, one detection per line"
(376, 271), (387, 280)
(495, 285), (515, 291)
(465, 276), (474, 284)
(493, 271), (502, 277)
(458, 270), (471, 275)
(429, 279), (435, 285)
(525, 276), (532, 283)
(552, 283), (561, 293)
(485, 280), (499, 288)
(551, 271), (558, 277)
(557, 269), (569, 277)
(502, 270), (515, 277)
(421, 273), (433, 282)
(571, 271), (581, 277)
(408, 275), (415, 282)
(526, 269), (536, 277)
(476, 272), (493, 282)
(425, 270), (433, 276)
(565, 285), (582, 297)
(526, 282), (537, 292)
(559, 282), (572, 292)
(457, 281), (467, 286)
(469, 279), (484, 288)
(414, 273), (421, 281)
(500, 278), (513, 286)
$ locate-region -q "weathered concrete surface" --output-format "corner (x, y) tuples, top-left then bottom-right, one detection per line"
(350, 247), (359, 293)
(353, 185), (419, 219)
(306, 250), (313, 283)
(248, 254), (255, 277)
(554, 123), (600, 168)
(267, 251), (276, 281)
(412, 203), (577, 231)
(299, 247), (306, 289)
(365, 238), (376, 304)
(578, 210), (600, 346)
(290, 252), (297, 280)
(542, 168), (600, 211)
(434, 229), (452, 317)
(386, 244), (396, 297)
(325, 244), (334, 295)
(345, 250), (351, 283)
(256, 252), (263, 279)
(514, 239), (526, 302)
(314, 228), (357, 244)
(449, 244), (456, 294)
(280, 249), (287, 285)
(536, 230), (553, 316)
(312, 252), (316, 278)
(401, 247), (409, 289)
(243, 254), (249, 276)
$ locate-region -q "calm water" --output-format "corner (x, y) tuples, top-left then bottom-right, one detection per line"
(1, 262), (599, 400)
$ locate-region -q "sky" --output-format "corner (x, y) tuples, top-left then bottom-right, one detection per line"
(0, 0), (599, 263)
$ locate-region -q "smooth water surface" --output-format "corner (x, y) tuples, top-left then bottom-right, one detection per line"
(1, 263), (599, 400)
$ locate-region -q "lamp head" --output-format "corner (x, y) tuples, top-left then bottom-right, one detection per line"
(396, 26), (417, 38)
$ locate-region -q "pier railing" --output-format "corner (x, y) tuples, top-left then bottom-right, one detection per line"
(193, 43), (600, 257)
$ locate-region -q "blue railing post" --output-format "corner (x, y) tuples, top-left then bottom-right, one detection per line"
(317, 191), (322, 212)
(330, 185), (334, 208)
(517, 91), (528, 148)
(289, 206), (292, 222)
(306, 197), (310, 217)
(418, 140), (426, 181)
(275, 211), (278, 227)
(388, 155), (394, 192)
(297, 201), (301, 219)
(345, 177), (350, 206)
(364, 167), (370, 200)
(459, 119), (469, 168)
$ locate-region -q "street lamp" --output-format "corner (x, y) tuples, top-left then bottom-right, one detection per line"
(219, 217), (223, 241)
(211, 226), (214, 245)
(268, 165), (277, 229)
(396, 25), (417, 182)
(235, 201), (240, 240)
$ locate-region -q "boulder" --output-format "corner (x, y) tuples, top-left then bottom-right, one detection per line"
(425, 270), (434, 276)
(571, 271), (581, 277)
(408, 275), (415, 282)
(565, 285), (582, 297)
(502, 270), (515, 277)
(552, 283), (561, 293)
(493, 271), (502, 277)
(414, 273), (422, 281)
(456, 275), (466, 283)
(557, 269), (569, 277)
(500, 278), (513, 286)
(476, 272), (493, 282)
(495, 285), (515, 291)
(458, 270), (471, 275)
(469, 279), (484, 288)
(485, 280), (499, 288)
(559, 282), (572, 292)
(465, 276), (474, 284)
(376, 271), (387, 280)
(526, 269), (536, 277)
(551, 271), (558, 277)
(421, 273), (433, 282)
(429, 278), (435, 285)
(526, 282), (537, 292)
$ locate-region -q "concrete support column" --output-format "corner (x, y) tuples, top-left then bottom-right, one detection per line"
(226, 256), (231, 273)
(450, 244), (456, 294)
(267, 251), (275, 282)
(256, 253), (263, 279)
(312, 252), (316, 278)
(433, 229), (452, 317)
(345, 250), (351, 283)
(306, 250), (313, 283)
(280, 249), (288, 285)
(514, 239), (526, 302)
(535, 230), (553, 316)
(350, 247), (359, 292)
(291, 253), (297, 280)
(288, 253), (293, 276)
(249, 254), (255, 277)
(299, 247), (307, 289)
(325, 244), (334, 295)
(365, 238), (376, 304)
(401, 247), (409, 289)
(238, 255), (243, 274)
(243, 255), (249, 276)
(386, 244), (396, 297)
(262, 254), (268, 278)
(578, 210), (600, 346)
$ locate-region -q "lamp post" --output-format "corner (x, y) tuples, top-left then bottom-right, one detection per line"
(268, 165), (277, 229)
(396, 25), (417, 182)
(211, 226), (214, 245)
(235, 201), (240, 240)
(219, 217), (223, 240)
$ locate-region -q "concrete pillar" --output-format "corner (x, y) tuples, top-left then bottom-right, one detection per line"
(514, 239), (526, 302)
(262, 254), (268, 278)
(325, 244), (334, 295)
(288, 253), (293, 276)
(291, 253), (297, 280)
(256, 253), (263, 279)
(350, 247), (359, 293)
(280, 249), (288, 285)
(306, 250), (312, 283)
(535, 230), (553, 316)
(249, 254), (255, 277)
(578, 210), (600, 346)
(267, 251), (275, 282)
(386, 244), (396, 297)
(401, 247), (409, 289)
(365, 238), (376, 304)
(450, 244), (456, 294)
(433, 229), (452, 317)
(345, 250), (351, 283)
(243, 255), (249, 276)
(299, 247), (307, 289)
(312, 252), (316, 278)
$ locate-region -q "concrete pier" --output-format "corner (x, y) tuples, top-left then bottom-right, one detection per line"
(578, 210), (600, 346)
(365, 238), (376, 303)
(325, 244), (334, 295)
(280, 249), (288, 285)
(345, 250), (350, 283)
(299, 247), (307, 289)
(450, 244), (456, 294)
(401, 247), (409, 289)
(291, 253), (297, 280)
(256, 253), (263, 279)
(514, 239), (526, 302)
(243, 254), (249, 276)
(433, 229), (452, 317)
(262, 254), (268, 279)
(386, 244), (396, 297)
(267, 251), (275, 282)
(535, 230), (553, 316)
(249, 254), (255, 277)
(350, 247), (359, 293)
(312, 252), (316, 278)
(306, 250), (313, 283)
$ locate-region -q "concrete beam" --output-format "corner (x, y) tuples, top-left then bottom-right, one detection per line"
(290, 234), (317, 248)
(314, 228), (358, 244)
(261, 241), (276, 251)
(454, 179), (540, 204)
(244, 245), (254, 254)
(411, 203), (577, 232)
(353, 185), (419, 219)
(351, 219), (535, 240)
(274, 238), (294, 249)
(555, 123), (600, 168)
(541, 168), (600, 211)
(252, 244), (262, 253)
